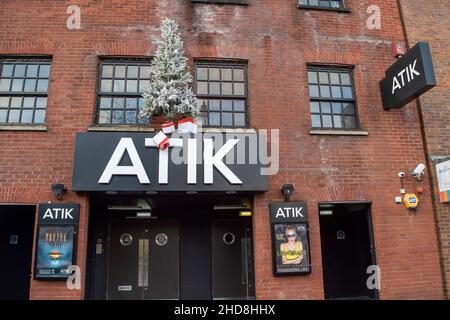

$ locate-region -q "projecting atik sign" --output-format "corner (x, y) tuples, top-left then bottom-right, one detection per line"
(380, 42), (436, 110)
(72, 132), (269, 192)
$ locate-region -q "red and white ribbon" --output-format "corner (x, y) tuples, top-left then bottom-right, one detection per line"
(178, 117), (197, 134)
(153, 131), (170, 150)
(161, 120), (175, 134)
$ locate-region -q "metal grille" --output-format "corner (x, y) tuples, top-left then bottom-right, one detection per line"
(0, 59), (51, 124)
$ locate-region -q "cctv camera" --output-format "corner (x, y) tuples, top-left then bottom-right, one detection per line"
(398, 172), (406, 178)
(412, 163), (426, 177)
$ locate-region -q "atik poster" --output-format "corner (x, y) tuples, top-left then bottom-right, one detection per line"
(35, 203), (79, 279)
(35, 226), (75, 278)
(270, 202), (311, 275)
(273, 223), (310, 274)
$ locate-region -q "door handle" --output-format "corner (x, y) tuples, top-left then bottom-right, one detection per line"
(241, 238), (248, 286)
(143, 239), (149, 287)
(138, 239), (144, 287)
(138, 239), (149, 287)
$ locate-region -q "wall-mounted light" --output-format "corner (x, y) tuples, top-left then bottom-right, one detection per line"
(239, 211), (252, 217)
(214, 198), (252, 211)
(51, 183), (66, 201)
(281, 184), (295, 202)
(136, 212), (152, 219)
(108, 198), (151, 211)
(319, 210), (333, 216)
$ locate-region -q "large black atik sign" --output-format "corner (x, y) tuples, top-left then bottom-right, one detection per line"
(72, 132), (269, 192)
(380, 42), (436, 110)
(34, 203), (79, 279)
(270, 202), (311, 276)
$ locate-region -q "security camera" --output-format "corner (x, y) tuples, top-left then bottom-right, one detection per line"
(412, 163), (426, 177)
(398, 172), (406, 178)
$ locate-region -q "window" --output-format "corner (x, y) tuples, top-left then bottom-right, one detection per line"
(96, 59), (151, 125)
(307, 66), (358, 129)
(195, 62), (247, 128)
(298, 0), (349, 11)
(299, 0), (342, 8)
(0, 58), (51, 125)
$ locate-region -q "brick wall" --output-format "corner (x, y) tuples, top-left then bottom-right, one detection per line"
(0, 0), (444, 299)
(399, 0), (450, 299)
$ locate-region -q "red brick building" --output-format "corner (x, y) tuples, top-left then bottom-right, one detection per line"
(0, 0), (444, 300)
(398, 0), (450, 299)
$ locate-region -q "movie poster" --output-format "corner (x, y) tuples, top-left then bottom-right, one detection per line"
(35, 226), (75, 278)
(273, 223), (310, 274)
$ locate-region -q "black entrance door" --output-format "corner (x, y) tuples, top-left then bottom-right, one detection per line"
(211, 216), (255, 299)
(145, 220), (179, 300)
(319, 203), (377, 299)
(0, 205), (36, 300)
(179, 212), (212, 299)
(107, 219), (142, 300)
(106, 218), (179, 300)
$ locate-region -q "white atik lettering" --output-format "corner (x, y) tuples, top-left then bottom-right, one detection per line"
(99, 138), (150, 184)
(391, 59), (421, 95)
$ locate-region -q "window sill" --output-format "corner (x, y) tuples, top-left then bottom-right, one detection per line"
(309, 129), (368, 136)
(88, 126), (156, 132)
(0, 124), (47, 131)
(191, 0), (249, 5)
(297, 5), (351, 13)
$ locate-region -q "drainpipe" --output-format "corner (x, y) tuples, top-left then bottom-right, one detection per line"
(395, 0), (448, 299)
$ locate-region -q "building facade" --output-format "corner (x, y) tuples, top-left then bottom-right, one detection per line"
(398, 0), (450, 299)
(0, 0), (444, 300)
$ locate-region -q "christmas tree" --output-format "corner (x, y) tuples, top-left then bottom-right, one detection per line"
(140, 18), (199, 122)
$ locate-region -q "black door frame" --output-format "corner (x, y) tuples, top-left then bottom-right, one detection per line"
(318, 201), (379, 300)
(85, 194), (256, 300)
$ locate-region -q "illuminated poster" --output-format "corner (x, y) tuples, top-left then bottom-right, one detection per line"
(34, 203), (79, 279)
(273, 223), (310, 274)
(35, 226), (75, 278)
(270, 202), (311, 275)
